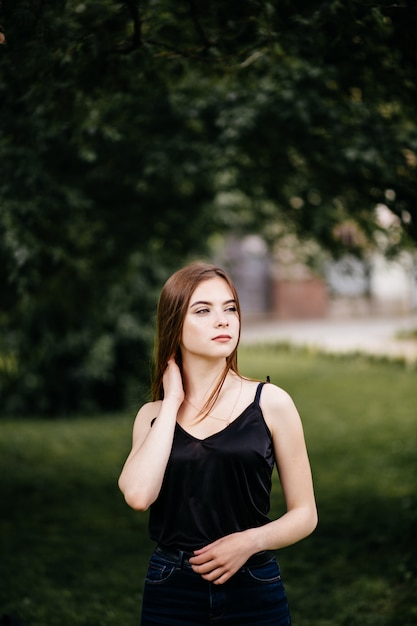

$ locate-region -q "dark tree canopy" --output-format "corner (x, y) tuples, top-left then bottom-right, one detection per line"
(0, 0), (416, 414)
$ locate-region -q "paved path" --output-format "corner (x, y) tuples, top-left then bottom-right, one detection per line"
(241, 314), (417, 362)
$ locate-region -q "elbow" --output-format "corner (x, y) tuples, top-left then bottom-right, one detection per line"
(124, 493), (152, 511)
(306, 505), (319, 536)
(296, 504), (319, 540)
(118, 478), (154, 512)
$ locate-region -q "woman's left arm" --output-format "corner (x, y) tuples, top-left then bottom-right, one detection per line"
(250, 383), (318, 550)
(190, 383), (317, 584)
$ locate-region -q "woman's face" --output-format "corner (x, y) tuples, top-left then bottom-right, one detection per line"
(180, 277), (240, 362)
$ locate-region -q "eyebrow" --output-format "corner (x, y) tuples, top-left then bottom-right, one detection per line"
(189, 299), (237, 308)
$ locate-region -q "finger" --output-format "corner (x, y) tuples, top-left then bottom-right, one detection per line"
(189, 552), (214, 566)
(190, 558), (217, 574)
(197, 566), (226, 582)
(212, 572), (232, 585)
(168, 353), (179, 366)
(203, 567), (235, 585)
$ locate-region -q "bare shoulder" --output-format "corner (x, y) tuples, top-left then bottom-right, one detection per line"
(259, 382), (302, 434)
(132, 400), (162, 438)
(260, 381), (296, 409)
(136, 399), (162, 420)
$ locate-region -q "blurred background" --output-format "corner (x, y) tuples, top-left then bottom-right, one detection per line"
(1, 0), (416, 414)
(1, 4), (417, 625)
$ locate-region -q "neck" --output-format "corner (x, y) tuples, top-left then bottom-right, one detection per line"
(181, 356), (228, 403)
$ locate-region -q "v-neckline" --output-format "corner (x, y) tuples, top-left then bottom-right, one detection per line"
(175, 401), (255, 442)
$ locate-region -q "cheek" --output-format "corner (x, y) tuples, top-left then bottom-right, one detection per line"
(180, 317), (202, 346)
(182, 316), (200, 335)
(231, 316), (241, 335)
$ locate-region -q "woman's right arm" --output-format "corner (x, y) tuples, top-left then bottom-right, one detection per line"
(118, 358), (184, 511)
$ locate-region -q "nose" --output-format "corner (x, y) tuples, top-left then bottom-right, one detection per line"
(216, 316), (229, 328)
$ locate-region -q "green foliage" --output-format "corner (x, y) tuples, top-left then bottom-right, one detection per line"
(1, 351), (416, 625)
(0, 0), (221, 413)
(1, 1), (416, 413)
(209, 2), (417, 251)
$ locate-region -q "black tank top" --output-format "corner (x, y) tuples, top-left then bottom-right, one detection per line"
(148, 382), (274, 550)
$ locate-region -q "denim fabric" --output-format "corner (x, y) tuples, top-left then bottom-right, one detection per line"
(140, 549), (291, 625)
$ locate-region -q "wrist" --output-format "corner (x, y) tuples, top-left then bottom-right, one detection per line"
(161, 395), (183, 410)
(244, 526), (266, 554)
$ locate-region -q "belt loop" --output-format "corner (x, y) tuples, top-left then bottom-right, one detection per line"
(177, 549), (185, 568)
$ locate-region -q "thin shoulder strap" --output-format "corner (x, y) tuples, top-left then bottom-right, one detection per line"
(254, 382), (266, 406)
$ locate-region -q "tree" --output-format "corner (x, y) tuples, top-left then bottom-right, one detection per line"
(0, 0), (416, 414)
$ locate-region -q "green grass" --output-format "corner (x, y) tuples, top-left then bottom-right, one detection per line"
(1, 346), (416, 625)
(396, 328), (417, 340)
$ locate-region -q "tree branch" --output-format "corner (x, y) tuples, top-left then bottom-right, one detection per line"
(115, 0), (142, 54)
(187, 0), (212, 51)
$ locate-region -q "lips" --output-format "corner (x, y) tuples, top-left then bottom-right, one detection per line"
(212, 335), (232, 342)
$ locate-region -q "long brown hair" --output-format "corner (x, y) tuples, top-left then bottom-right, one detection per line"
(151, 262), (241, 408)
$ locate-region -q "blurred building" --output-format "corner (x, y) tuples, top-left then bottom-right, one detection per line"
(217, 235), (417, 319)
(326, 252), (416, 317)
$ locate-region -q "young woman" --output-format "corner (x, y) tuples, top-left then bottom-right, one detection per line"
(119, 262), (317, 625)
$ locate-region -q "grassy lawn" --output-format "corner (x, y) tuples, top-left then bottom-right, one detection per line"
(1, 346), (416, 625)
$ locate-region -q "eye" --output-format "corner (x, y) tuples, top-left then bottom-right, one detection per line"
(225, 306), (237, 313)
(195, 308), (210, 314)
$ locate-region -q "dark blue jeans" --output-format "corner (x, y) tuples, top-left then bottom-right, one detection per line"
(140, 548), (291, 625)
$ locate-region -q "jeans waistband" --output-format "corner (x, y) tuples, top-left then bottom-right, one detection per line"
(155, 544), (275, 569)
